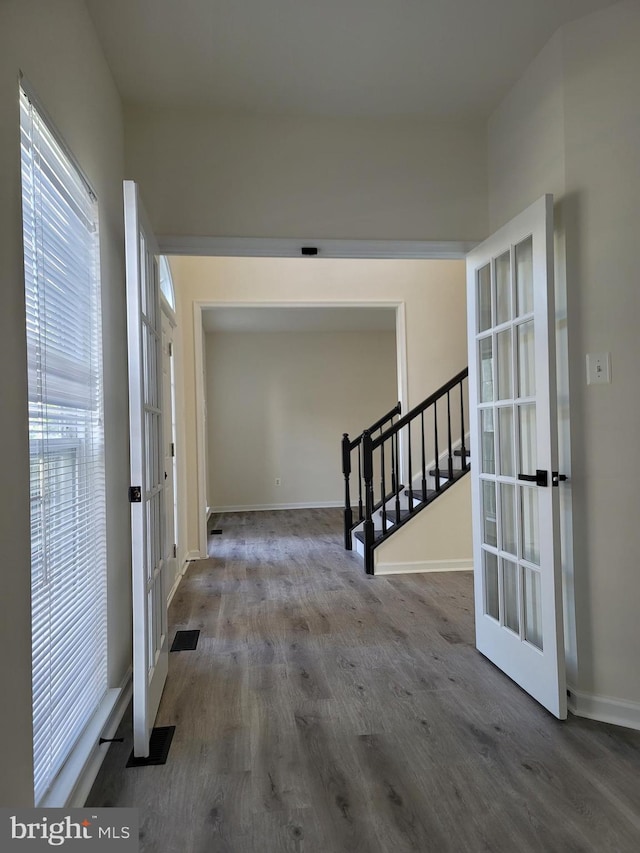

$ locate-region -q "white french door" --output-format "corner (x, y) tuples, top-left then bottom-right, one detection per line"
(467, 195), (566, 719)
(124, 180), (169, 756)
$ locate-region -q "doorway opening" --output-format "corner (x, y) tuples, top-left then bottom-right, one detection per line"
(197, 302), (403, 546)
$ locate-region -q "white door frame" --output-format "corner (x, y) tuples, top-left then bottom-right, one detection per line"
(159, 236), (474, 259)
(192, 299), (409, 558)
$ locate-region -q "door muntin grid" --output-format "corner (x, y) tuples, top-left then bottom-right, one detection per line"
(476, 235), (543, 651)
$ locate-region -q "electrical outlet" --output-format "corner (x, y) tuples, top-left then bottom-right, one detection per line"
(275, 477), (281, 486)
(586, 352), (611, 385)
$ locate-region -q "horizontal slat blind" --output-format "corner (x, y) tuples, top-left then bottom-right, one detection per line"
(20, 87), (107, 804)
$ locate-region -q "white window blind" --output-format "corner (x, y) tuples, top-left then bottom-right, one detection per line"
(19, 86), (108, 805)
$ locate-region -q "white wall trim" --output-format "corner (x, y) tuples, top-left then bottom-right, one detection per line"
(211, 501), (346, 513)
(567, 686), (640, 732)
(185, 549), (206, 562)
(375, 558), (473, 575)
(193, 304), (208, 558)
(39, 668), (133, 808)
(159, 235), (475, 259)
(167, 555), (192, 605)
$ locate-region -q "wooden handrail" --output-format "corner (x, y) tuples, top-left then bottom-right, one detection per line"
(348, 401), (401, 451)
(372, 368), (468, 450)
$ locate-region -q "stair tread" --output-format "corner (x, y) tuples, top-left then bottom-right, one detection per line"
(429, 466), (468, 480)
(385, 510), (410, 523)
(354, 530), (380, 543)
(403, 489), (437, 501)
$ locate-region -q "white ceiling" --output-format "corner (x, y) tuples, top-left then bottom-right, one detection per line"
(85, 0), (616, 119)
(201, 306), (397, 334)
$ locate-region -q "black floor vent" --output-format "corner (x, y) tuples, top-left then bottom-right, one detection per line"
(126, 726), (175, 768)
(209, 528), (223, 535)
(170, 629), (200, 652)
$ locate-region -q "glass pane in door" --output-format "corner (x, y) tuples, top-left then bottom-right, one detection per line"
(502, 559), (520, 633)
(478, 264), (492, 331)
(479, 338), (493, 402)
(498, 407), (514, 476)
(481, 409), (495, 474)
(497, 329), (513, 400)
(517, 320), (536, 397)
(484, 550), (499, 620)
(524, 567), (543, 650)
(495, 251), (511, 325)
(482, 480), (497, 547)
(500, 483), (517, 556)
(521, 486), (540, 565)
(518, 404), (537, 477)
(515, 236), (533, 316)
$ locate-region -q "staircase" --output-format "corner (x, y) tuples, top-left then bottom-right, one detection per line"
(342, 368), (470, 574)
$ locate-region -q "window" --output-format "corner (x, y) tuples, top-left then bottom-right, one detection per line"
(20, 85), (107, 804)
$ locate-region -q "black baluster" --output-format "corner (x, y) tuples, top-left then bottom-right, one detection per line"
(447, 390), (453, 479)
(362, 430), (375, 575)
(434, 400), (440, 491)
(460, 377), (467, 469)
(342, 433), (353, 549)
(391, 427), (397, 496)
(407, 420), (413, 512)
(394, 429), (401, 521)
(421, 410), (427, 502)
(380, 443), (387, 533)
(357, 442), (363, 522)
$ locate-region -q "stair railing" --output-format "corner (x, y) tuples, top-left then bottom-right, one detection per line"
(342, 402), (401, 549)
(360, 368), (469, 574)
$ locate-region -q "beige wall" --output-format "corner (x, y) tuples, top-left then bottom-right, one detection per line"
(205, 330), (397, 509)
(488, 0), (640, 713)
(375, 477), (472, 573)
(0, 0), (129, 805)
(172, 256), (468, 555)
(488, 31), (566, 231)
(125, 107), (487, 242)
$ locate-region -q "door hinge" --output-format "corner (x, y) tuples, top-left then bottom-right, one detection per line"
(171, 442), (175, 457)
(552, 472), (567, 487)
(168, 342), (173, 357)
(128, 485), (142, 503)
(173, 543), (177, 559)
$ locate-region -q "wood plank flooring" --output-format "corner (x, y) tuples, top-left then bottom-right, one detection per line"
(88, 508), (640, 852)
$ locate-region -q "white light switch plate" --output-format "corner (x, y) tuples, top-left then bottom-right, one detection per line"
(586, 352), (611, 385)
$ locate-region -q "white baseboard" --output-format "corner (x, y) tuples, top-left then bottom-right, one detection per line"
(185, 549), (206, 561)
(167, 556), (192, 605)
(375, 558), (473, 575)
(210, 501), (345, 513)
(568, 686), (640, 732)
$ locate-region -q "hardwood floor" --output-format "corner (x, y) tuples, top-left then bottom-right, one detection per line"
(88, 509), (640, 852)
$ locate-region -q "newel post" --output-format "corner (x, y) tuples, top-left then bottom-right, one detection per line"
(362, 430), (375, 575)
(342, 433), (353, 549)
